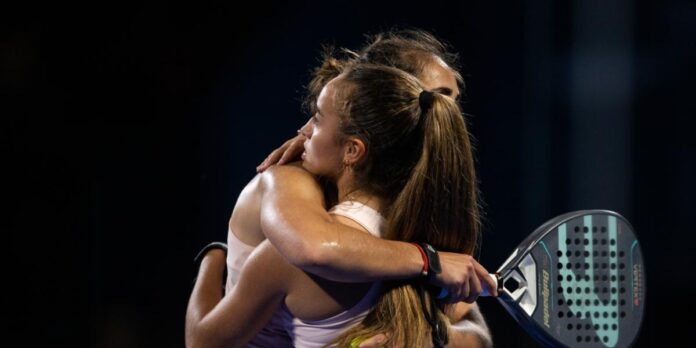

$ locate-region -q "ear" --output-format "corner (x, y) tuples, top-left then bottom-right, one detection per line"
(343, 136), (366, 166)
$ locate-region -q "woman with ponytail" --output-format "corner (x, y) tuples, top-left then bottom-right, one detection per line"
(188, 30), (495, 348)
(188, 61), (492, 347)
(326, 63), (481, 347)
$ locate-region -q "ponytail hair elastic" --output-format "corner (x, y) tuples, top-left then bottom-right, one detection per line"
(419, 90), (435, 112)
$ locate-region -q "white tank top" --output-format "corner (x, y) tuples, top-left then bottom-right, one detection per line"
(225, 227), (255, 294)
(225, 200), (386, 289)
(281, 200), (386, 347)
(225, 201), (386, 347)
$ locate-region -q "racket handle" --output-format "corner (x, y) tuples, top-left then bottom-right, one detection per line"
(479, 273), (498, 297)
(436, 273), (498, 299)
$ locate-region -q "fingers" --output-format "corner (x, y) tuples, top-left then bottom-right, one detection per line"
(463, 265), (482, 303)
(456, 261), (479, 303)
(463, 259), (497, 300)
(436, 252), (466, 303)
(257, 151), (280, 172)
(473, 261), (498, 297)
(256, 138), (293, 172)
(459, 275), (471, 303)
(256, 135), (307, 173)
(444, 283), (462, 304)
(278, 134), (305, 165)
(436, 252), (498, 303)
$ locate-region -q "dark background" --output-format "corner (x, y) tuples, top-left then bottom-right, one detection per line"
(5, 0), (695, 347)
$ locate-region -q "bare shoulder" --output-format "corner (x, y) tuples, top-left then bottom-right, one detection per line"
(261, 161), (314, 182)
(259, 162), (323, 196)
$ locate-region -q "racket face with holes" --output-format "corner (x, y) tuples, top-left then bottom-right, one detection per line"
(494, 210), (645, 348)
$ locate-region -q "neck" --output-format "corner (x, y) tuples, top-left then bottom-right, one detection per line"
(336, 174), (384, 214)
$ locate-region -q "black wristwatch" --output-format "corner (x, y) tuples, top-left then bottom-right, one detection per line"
(419, 242), (441, 281)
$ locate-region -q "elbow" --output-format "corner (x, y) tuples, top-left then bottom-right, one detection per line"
(286, 239), (333, 271)
(185, 323), (203, 348)
(185, 319), (211, 348)
(186, 313), (242, 348)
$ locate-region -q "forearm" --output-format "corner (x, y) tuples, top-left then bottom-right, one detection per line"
(186, 243), (292, 348)
(264, 210), (423, 282)
(301, 227), (425, 282)
(259, 166), (424, 282)
(185, 252), (227, 348)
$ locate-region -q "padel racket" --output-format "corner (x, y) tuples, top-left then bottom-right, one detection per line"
(477, 210), (645, 347)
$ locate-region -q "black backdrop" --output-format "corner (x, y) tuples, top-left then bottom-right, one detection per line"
(5, 1), (695, 347)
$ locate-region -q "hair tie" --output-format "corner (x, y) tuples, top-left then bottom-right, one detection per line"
(419, 90), (435, 112)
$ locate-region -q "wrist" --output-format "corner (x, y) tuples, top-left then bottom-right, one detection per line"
(390, 240), (428, 280)
(411, 242), (429, 277)
(411, 242), (441, 282)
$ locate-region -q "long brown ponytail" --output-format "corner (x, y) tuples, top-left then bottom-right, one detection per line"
(330, 64), (480, 347)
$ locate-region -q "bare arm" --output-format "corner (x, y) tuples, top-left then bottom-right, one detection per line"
(258, 164), (425, 282)
(257, 164), (497, 301)
(185, 243), (291, 348)
(255, 136), (498, 300)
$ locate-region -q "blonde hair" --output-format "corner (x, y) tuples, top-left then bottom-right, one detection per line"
(330, 63), (480, 347)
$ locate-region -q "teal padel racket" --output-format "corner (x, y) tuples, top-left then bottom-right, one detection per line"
(477, 210), (645, 347)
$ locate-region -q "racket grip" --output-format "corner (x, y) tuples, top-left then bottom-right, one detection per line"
(436, 273), (498, 299)
(479, 273), (498, 297)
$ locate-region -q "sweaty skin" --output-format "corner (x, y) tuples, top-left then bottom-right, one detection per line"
(187, 55), (495, 347)
(241, 58), (496, 298)
(188, 93), (490, 348)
